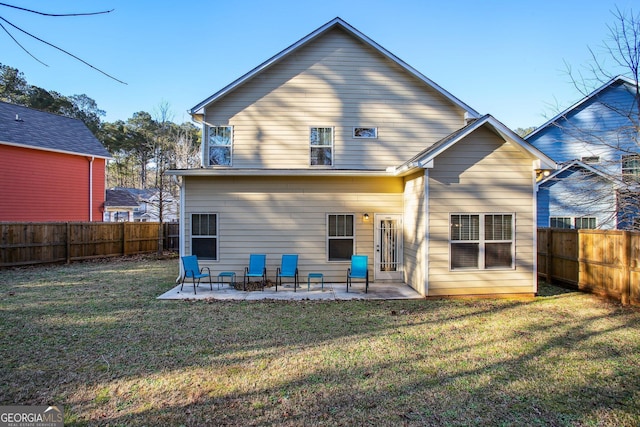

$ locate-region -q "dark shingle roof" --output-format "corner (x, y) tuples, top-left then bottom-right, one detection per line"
(0, 101), (111, 158)
(104, 189), (138, 207)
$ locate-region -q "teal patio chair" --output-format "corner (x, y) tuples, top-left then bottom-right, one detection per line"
(346, 254), (369, 293)
(275, 254), (299, 291)
(243, 254), (267, 291)
(180, 255), (212, 294)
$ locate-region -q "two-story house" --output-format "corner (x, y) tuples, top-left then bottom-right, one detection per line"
(167, 18), (556, 297)
(527, 76), (639, 230)
(0, 101), (111, 221)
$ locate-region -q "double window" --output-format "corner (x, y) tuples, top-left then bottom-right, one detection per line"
(191, 214), (218, 260)
(207, 126), (232, 166)
(450, 214), (513, 270)
(550, 216), (597, 229)
(327, 214), (354, 261)
(310, 127), (333, 166)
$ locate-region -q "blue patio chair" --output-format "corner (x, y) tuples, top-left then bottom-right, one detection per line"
(244, 254), (267, 291)
(346, 254), (369, 293)
(180, 255), (212, 294)
(275, 254), (299, 292)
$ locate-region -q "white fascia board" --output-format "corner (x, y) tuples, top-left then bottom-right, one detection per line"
(484, 116), (557, 169)
(190, 18), (480, 118)
(526, 75), (638, 140)
(0, 140), (113, 160)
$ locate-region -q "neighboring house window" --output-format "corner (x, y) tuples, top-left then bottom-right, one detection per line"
(310, 127), (333, 166)
(550, 217), (572, 229)
(207, 126), (232, 166)
(353, 127), (377, 138)
(192, 213), (218, 260)
(581, 156), (599, 164)
(622, 154), (640, 183)
(450, 214), (514, 270)
(575, 217), (597, 229)
(327, 214), (354, 261)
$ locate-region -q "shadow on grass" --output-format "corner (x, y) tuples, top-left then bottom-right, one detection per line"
(2, 259), (640, 426)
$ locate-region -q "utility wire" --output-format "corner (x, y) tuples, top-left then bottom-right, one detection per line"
(0, 3), (125, 84)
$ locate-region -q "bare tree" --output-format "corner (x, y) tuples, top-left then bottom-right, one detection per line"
(540, 7), (640, 231)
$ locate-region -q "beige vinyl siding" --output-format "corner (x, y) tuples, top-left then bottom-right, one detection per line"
(184, 175), (403, 282)
(403, 170), (426, 295)
(427, 127), (536, 296)
(203, 27), (464, 169)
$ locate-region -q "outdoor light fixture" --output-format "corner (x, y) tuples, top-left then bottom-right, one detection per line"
(363, 213), (370, 221)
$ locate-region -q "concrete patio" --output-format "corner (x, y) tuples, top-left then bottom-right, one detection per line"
(157, 280), (424, 301)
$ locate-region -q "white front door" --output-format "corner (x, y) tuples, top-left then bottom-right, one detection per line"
(374, 214), (403, 281)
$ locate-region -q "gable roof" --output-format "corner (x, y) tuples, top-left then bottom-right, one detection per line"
(394, 115), (557, 175)
(536, 159), (618, 187)
(104, 189), (138, 208)
(190, 17), (480, 118)
(525, 75), (638, 141)
(0, 101), (111, 159)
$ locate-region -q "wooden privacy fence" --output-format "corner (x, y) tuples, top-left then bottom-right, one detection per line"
(538, 228), (640, 305)
(1, 222), (180, 268)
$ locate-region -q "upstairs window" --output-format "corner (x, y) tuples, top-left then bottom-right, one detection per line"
(207, 126), (232, 166)
(310, 127), (333, 166)
(622, 154), (640, 183)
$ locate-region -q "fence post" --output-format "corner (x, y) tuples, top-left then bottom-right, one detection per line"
(545, 228), (552, 283)
(66, 222), (71, 264)
(621, 231), (630, 305)
(121, 222), (126, 256)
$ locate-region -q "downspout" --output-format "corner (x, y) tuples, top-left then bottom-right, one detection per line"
(532, 162), (539, 294)
(88, 156), (95, 221)
(173, 175), (185, 283)
(423, 168), (429, 296)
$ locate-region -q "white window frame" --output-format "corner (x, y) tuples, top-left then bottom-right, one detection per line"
(326, 213), (355, 262)
(310, 127), (333, 166)
(575, 217), (597, 229)
(353, 127), (377, 139)
(191, 213), (219, 261)
(449, 213), (515, 271)
(206, 125), (233, 166)
(550, 217), (573, 229)
(621, 154), (640, 183)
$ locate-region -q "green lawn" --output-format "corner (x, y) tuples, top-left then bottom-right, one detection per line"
(1, 256), (639, 426)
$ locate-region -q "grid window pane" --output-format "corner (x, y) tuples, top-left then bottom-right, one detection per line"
(451, 243), (479, 269)
(192, 238), (217, 260)
(485, 243), (512, 268)
(208, 126), (232, 166)
(575, 217), (596, 229)
(310, 127), (333, 166)
(328, 239), (353, 261)
(192, 214), (218, 260)
(550, 217), (572, 229)
(451, 214), (479, 241)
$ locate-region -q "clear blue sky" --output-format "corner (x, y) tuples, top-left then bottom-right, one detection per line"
(1, 0), (635, 129)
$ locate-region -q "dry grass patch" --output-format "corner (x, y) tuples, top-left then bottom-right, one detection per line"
(1, 256), (640, 426)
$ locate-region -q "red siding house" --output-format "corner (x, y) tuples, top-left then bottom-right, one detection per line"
(0, 101), (112, 221)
